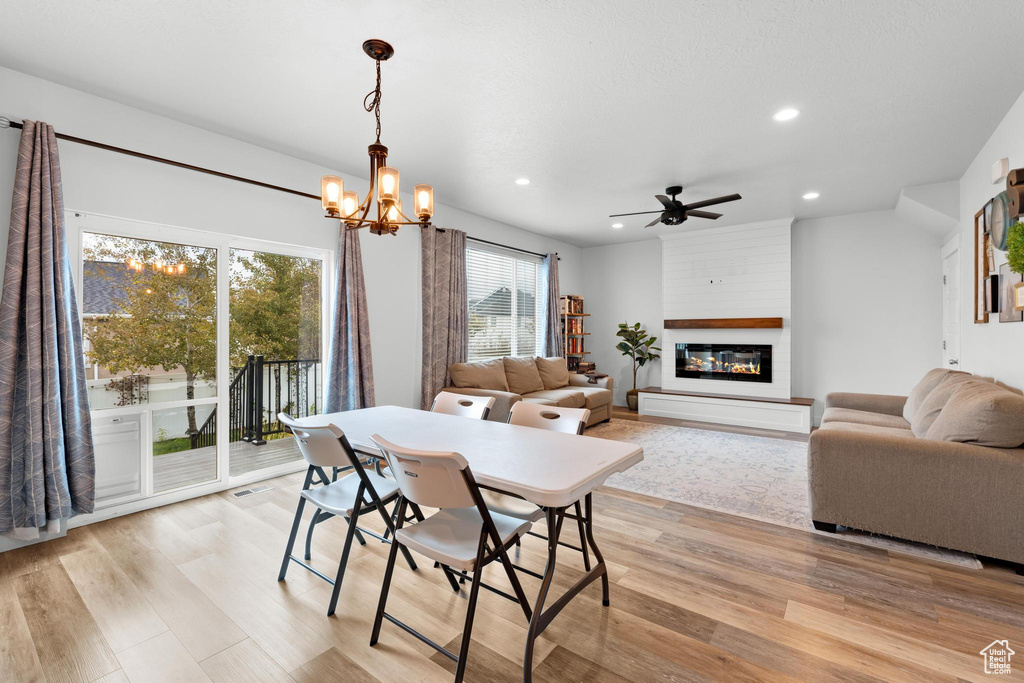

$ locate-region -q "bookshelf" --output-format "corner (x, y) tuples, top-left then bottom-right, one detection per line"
(560, 294), (594, 373)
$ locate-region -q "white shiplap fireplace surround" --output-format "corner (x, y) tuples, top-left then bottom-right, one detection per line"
(639, 217), (812, 433)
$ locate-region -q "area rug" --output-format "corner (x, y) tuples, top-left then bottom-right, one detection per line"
(588, 419), (981, 569)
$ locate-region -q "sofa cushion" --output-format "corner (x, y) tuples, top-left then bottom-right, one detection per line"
(903, 367), (969, 422)
(573, 386), (612, 410)
(817, 421), (919, 440)
(821, 407), (910, 430)
(523, 389), (585, 409)
(535, 356), (570, 390)
(910, 373), (976, 437)
(503, 357), (545, 395)
(521, 396), (558, 407)
(448, 358), (509, 392)
(925, 381), (1024, 447)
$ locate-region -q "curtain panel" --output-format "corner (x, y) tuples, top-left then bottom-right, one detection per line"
(0, 121), (95, 538)
(540, 253), (563, 357)
(420, 226), (468, 409)
(325, 226), (375, 412)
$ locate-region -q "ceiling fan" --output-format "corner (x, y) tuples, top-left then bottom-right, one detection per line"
(610, 185), (742, 227)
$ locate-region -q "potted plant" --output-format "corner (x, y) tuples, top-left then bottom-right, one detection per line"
(616, 322), (661, 411)
(1008, 221), (1024, 274)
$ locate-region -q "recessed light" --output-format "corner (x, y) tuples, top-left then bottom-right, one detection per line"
(515, 178), (531, 186)
(773, 108), (800, 121)
(802, 192), (820, 200)
(612, 223), (623, 229)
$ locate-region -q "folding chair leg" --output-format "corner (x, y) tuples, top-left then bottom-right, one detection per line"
(574, 500), (591, 571)
(454, 532), (488, 683)
(327, 490), (364, 616)
(371, 499), (407, 646)
(278, 496), (306, 581)
(303, 508), (321, 561)
(441, 564), (461, 592)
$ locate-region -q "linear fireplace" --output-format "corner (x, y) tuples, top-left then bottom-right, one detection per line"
(675, 343), (773, 383)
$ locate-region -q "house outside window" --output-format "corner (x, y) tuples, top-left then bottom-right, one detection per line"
(466, 244), (541, 361)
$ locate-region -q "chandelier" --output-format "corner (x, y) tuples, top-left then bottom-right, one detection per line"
(320, 39), (433, 236)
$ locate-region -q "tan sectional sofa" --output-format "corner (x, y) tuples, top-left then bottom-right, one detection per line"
(441, 356), (613, 427)
(808, 368), (1024, 571)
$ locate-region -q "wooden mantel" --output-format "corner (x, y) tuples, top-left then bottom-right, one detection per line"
(664, 317), (783, 329)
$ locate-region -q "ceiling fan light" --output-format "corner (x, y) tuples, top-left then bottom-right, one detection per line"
(321, 175), (344, 215)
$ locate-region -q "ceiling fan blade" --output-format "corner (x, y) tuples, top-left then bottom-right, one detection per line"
(608, 210), (664, 217)
(683, 193), (742, 210)
(654, 194), (676, 210)
(686, 210), (722, 220)
(644, 215), (664, 228)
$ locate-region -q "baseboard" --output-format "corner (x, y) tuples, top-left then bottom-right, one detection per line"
(638, 391), (812, 434)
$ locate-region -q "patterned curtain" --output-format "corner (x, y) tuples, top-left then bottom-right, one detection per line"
(420, 226), (467, 409)
(324, 225), (374, 412)
(540, 253), (563, 357)
(0, 121), (95, 539)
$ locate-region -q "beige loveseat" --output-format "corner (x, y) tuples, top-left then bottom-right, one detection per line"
(441, 356), (612, 427)
(808, 368), (1024, 570)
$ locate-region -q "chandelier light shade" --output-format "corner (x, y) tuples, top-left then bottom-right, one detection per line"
(414, 184), (434, 219)
(387, 199), (402, 223)
(376, 166), (400, 203)
(318, 39), (435, 235)
(321, 175), (344, 216)
(341, 190), (359, 218)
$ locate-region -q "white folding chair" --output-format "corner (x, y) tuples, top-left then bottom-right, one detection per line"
(368, 434), (533, 683)
(484, 402), (595, 570)
(277, 413), (419, 616)
(430, 391), (496, 420)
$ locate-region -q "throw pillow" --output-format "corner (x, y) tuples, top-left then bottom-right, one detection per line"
(535, 356), (570, 390)
(903, 367), (968, 422)
(448, 358), (509, 392)
(910, 373), (975, 437)
(503, 357), (545, 395)
(926, 381), (1024, 448)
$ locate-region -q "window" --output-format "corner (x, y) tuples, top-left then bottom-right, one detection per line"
(466, 244), (542, 361)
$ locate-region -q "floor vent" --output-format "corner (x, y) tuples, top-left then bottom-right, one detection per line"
(233, 485), (273, 498)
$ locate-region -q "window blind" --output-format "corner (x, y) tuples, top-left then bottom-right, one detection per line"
(466, 244), (541, 362)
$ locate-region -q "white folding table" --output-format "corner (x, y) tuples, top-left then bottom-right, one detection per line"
(295, 405), (644, 681)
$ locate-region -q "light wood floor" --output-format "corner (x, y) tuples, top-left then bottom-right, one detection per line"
(3, 468), (1023, 683)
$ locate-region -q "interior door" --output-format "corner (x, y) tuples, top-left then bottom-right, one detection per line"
(942, 244), (960, 368)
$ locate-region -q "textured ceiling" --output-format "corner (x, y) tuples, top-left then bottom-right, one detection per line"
(2, 1), (1024, 246)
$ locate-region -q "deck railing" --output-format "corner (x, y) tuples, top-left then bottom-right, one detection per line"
(228, 355), (322, 445)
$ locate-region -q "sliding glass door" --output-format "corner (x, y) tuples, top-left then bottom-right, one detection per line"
(82, 230), (221, 496)
(73, 213), (330, 509)
(228, 247), (323, 477)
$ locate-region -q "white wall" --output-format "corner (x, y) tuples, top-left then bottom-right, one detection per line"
(0, 66), (583, 409)
(955, 88), (1024, 391)
(792, 210), (942, 422)
(579, 239), (662, 405)
(661, 219), (793, 400)
(583, 210), (943, 422)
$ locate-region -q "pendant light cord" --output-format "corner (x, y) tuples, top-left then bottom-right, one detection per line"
(364, 59), (383, 143)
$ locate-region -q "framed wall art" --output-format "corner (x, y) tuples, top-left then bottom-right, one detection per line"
(974, 209), (990, 323)
(999, 263), (1023, 322)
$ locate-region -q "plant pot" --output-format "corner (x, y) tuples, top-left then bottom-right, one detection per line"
(626, 389), (638, 411)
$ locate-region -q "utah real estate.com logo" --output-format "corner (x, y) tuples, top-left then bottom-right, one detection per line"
(980, 640), (1014, 675)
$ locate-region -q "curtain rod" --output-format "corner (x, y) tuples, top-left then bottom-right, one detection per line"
(2, 117), (561, 260)
(0, 116), (320, 201)
(466, 236), (557, 260)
